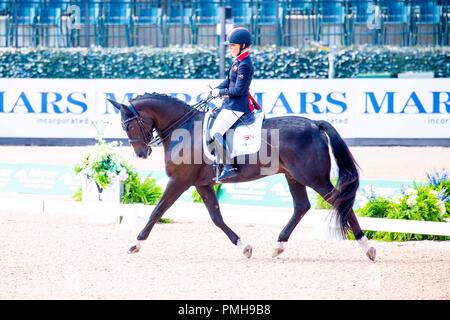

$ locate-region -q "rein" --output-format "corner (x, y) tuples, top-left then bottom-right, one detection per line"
(123, 94), (215, 147)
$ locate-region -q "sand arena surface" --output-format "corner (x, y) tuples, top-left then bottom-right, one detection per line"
(0, 212), (449, 300)
(0, 146), (449, 299)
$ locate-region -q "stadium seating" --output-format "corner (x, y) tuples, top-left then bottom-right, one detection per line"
(11, 1), (39, 47)
(257, 0), (279, 24)
(103, 1), (132, 46)
(414, 0), (440, 24)
(194, 0), (219, 24)
(168, 2), (192, 25)
(383, 0), (408, 24)
(36, 0), (69, 47)
(134, 1), (161, 25)
(287, 0), (315, 13)
(254, 0), (283, 45)
(133, 1), (162, 46)
(230, 0), (252, 25)
(284, 0), (318, 45)
(411, 0), (441, 45)
(0, 0), (446, 48)
(319, 0), (345, 24)
(0, 0), (11, 46)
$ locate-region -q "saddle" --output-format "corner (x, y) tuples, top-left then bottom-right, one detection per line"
(203, 109), (265, 162)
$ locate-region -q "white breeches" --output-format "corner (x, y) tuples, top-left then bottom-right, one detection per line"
(210, 108), (245, 137)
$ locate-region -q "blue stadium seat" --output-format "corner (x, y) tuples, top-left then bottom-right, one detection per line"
(135, 2), (162, 25)
(38, 2), (64, 26)
(258, 0), (279, 24)
(349, 0), (373, 24)
(104, 0), (131, 25)
(230, 0), (252, 25)
(74, 0), (102, 25)
(12, 1), (39, 25)
(383, 0), (408, 24)
(45, 0), (69, 9)
(414, 0), (440, 23)
(0, 0), (12, 46)
(288, 0), (315, 13)
(195, 0), (219, 24)
(10, 1), (40, 46)
(320, 0), (345, 24)
(168, 4), (192, 24)
(0, 0), (12, 15)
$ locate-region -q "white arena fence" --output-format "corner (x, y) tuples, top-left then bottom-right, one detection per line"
(1, 195), (449, 238)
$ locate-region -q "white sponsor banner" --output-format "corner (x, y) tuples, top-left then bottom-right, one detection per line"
(0, 78), (448, 139)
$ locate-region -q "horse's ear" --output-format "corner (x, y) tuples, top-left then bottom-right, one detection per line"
(108, 99), (126, 112)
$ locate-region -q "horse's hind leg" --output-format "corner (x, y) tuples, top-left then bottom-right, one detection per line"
(312, 181), (376, 262)
(273, 175), (311, 258)
(196, 185), (253, 258)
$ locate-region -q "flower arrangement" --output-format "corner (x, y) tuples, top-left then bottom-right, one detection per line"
(356, 170), (450, 241)
(74, 138), (130, 191)
(73, 137), (163, 206)
(426, 169), (450, 216)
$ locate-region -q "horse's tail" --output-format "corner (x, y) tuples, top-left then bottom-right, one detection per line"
(316, 120), (360, 238)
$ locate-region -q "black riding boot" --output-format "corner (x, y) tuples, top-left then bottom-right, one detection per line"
(213, 133), (237, 181)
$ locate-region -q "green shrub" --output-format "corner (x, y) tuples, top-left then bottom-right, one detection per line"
(426, 169), (450, 217)
(316, 195), (332, 209)
(1, 46), (448, 79)
(356, 185), (450, 241)
(191, 184), (222, 203)
(72, 187), (82, 202)
(121, 172), (163, 205)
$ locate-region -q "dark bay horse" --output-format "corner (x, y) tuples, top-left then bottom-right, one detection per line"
(110, 93), (376, 261)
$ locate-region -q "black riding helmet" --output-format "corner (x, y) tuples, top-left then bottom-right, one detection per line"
(224, 27), (252, 54)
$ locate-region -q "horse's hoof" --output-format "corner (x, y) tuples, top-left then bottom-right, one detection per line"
(243, 245), (253, 258)
(272, 247), (285, 258)
(366, 247), (376, 261)
(127, 245), (140, 254)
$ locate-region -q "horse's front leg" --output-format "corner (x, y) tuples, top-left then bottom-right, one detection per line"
(196, 185), (253, 258)
(128, 178), (190, 254)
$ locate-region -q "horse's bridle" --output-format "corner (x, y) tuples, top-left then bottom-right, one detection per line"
(122, 94), (216, 149)
(121, 102), (156, 150)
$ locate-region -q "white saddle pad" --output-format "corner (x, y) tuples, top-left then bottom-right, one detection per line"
(203, 110), (265, 161)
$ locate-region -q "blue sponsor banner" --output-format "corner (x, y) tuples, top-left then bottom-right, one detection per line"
(0, 163), (421, 209)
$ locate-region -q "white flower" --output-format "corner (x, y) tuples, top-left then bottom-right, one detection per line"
(118, 170), (129, 181)
(76, 139), (131, 188)
(430, 190), (438, 197)
(107, 171), (117, 179)
(405, 188), (418, 196)
(438, 201), (446, 216)
(392, 194), (403, 205)
(406, 195), (417, 207)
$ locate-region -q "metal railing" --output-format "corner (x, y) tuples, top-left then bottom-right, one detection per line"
(0, 0), (448, 48)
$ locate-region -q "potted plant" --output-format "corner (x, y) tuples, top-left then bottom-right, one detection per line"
(74, 138), (132, 224)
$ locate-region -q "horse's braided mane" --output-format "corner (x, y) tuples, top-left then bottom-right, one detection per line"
(130, 92), (190, 108)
